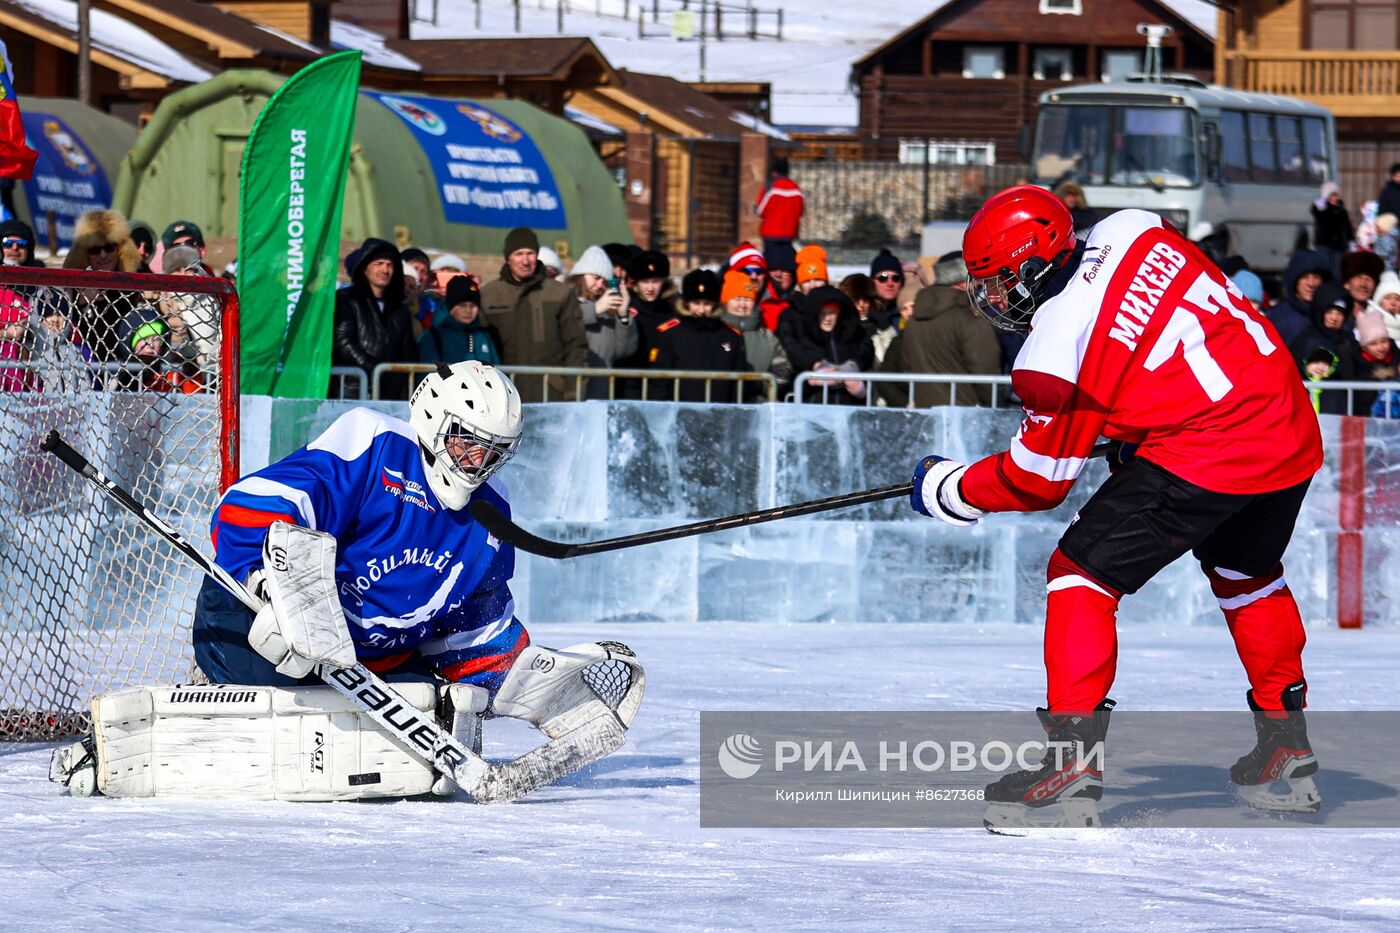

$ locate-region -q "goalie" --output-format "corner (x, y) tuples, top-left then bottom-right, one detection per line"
(52, 362), (643, 801)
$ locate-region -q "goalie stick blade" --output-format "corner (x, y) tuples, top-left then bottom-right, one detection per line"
(469, 716), (627, 804)
(469, 500), (579, 559)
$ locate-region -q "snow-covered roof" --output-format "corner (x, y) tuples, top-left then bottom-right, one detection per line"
(730, 110), (791, 142)
(565, 104), (624, 138)
(331, 20), (422, 72)
(8, 0), (213, 83)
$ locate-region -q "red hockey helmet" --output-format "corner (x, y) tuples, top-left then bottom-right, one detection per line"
(962, 185), (1077, 332)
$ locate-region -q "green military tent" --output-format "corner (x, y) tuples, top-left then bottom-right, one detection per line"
(112, 69), (630, 257)
(10, 97), (139, 251)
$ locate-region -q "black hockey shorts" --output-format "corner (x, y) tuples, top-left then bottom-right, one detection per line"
(1057, 458), (1311, 596)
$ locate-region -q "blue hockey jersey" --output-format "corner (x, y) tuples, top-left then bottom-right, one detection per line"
(212, 407), (523, 680)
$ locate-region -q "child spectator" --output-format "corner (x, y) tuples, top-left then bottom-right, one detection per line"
(1374, 214), (1399, 273)
(1358, 310), (1398, 417)
(420, 276), (499, 366)
(0, 288), (35, 392)
(1375, 271), (1400, 343)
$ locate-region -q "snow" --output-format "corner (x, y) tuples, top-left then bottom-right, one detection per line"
(409, 0), (1221, 127)
(331, 19), (423, 72)
(9, 0), (213, 84)
(5, 623), (1400, 929)
(565, 104), (625, 137)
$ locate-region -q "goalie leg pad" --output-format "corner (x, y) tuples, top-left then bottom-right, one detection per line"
(432, 683), (490, 796)
(52, 682), (443, 801)
(491, 641), (645, 738)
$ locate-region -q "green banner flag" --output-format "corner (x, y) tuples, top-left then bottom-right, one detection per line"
(237, 50), (361, 397)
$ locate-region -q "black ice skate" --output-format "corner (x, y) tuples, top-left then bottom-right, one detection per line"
(982, 700), (1114, 831)
(1230, 681), (1320, 813)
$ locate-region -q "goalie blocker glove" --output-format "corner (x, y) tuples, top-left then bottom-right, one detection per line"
(911, 456), (985, 526)
(248, 521), (358, 678)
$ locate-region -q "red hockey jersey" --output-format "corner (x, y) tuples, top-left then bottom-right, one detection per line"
(756, 177), (804, 240)
(962, 210), (1323, 513)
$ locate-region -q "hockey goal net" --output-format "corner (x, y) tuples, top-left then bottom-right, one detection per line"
(0, 266), (238, 740)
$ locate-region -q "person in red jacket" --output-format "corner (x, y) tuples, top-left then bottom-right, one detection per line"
(909, 186), (1324, 829)
(755, 158), (803, 249)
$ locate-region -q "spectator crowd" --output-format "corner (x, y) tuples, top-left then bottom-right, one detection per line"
(4, 159), (1400, 419)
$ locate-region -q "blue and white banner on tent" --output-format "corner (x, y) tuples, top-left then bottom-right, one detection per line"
(18, 112), (111, 249)
(365, 91), (566, 230)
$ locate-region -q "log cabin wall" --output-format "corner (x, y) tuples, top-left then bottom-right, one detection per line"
(853, 0), (1214, 161)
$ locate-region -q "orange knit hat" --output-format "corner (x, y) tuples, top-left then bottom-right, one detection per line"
(722, 269), (758, 304)
(796, 244), (829, 285)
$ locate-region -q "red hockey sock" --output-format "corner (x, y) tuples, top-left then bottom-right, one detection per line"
(1204, 564), (1306, 710)
(1044, 548), (1123, 712)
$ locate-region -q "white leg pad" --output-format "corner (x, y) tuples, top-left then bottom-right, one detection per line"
(79, 682), (442, 801)
(432, 683), (490, 796)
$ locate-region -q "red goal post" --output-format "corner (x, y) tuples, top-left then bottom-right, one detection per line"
(0, 266), (239, 740)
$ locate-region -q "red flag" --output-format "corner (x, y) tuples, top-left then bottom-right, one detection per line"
(0, 40), (38, 180)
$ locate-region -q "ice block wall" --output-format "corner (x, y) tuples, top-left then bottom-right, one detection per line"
(242, 399), (1397, 628)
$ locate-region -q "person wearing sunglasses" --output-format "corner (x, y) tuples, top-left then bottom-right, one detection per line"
(869, 249), (906, 326)
(61, 209), (141, 361)
(0, 219), (44, 270)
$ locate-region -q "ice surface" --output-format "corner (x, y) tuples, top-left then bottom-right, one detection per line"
(4, 623), (1399, 931)
(243, 400), (1397, 628)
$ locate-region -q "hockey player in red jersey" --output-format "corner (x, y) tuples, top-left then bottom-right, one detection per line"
(910, 186), (1323, 828)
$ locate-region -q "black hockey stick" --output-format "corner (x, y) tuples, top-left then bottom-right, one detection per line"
(39, 430), (610, 803)
(471, 441), (1117, 560)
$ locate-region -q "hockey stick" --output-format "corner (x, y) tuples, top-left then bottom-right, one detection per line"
(39, 430), (609, 803)
(471, 441), (1116, 559)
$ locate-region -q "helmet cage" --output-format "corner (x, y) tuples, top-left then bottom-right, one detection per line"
(968, 253), (1067, 333)
(426, 410), (521, 492)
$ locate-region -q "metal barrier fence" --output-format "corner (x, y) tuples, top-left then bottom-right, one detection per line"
(796, 372), (1400, 418)
(795, 372), (1014, 408)
(328, 367), (368, 401)
(369, 363), (779, 403)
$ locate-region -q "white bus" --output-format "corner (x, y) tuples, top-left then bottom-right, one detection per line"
(1030, 77), (1336, 274)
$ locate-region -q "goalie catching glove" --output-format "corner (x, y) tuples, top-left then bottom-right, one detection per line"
(247, 521), (357, 678)
(911, 455), (985, 527)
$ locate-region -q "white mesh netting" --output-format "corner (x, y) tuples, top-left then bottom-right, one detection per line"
(0, 268), (236, 740)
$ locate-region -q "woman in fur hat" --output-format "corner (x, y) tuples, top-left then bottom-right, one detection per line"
(62, 209), (142, 363)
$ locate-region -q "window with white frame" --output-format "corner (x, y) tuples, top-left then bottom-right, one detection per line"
(962, 46), (1005, 79)
(1040, 0), (1082, 13)
(898, 139), (998, 166)
(1033, 47), (1073, 81)
(1101, 49), (1142, 82)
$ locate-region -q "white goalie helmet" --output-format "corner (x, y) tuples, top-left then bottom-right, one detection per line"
(409, 361), (523, 510)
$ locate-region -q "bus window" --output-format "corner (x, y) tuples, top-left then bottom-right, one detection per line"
(1221, 111), (1249, 183)
(1303, 117), (1330, 185)
(1032, 104), (1109, 185)
(1276, 116), (1304, 184)
(1248, 112), (1277, 183)
(1113, 107), (1198, 187)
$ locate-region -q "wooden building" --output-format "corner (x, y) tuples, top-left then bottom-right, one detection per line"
(851, 0), (1214, 161)
(571, 70), (786, 260)
(0, 0), (320, 122)
(1218, 0), (1400, 209)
